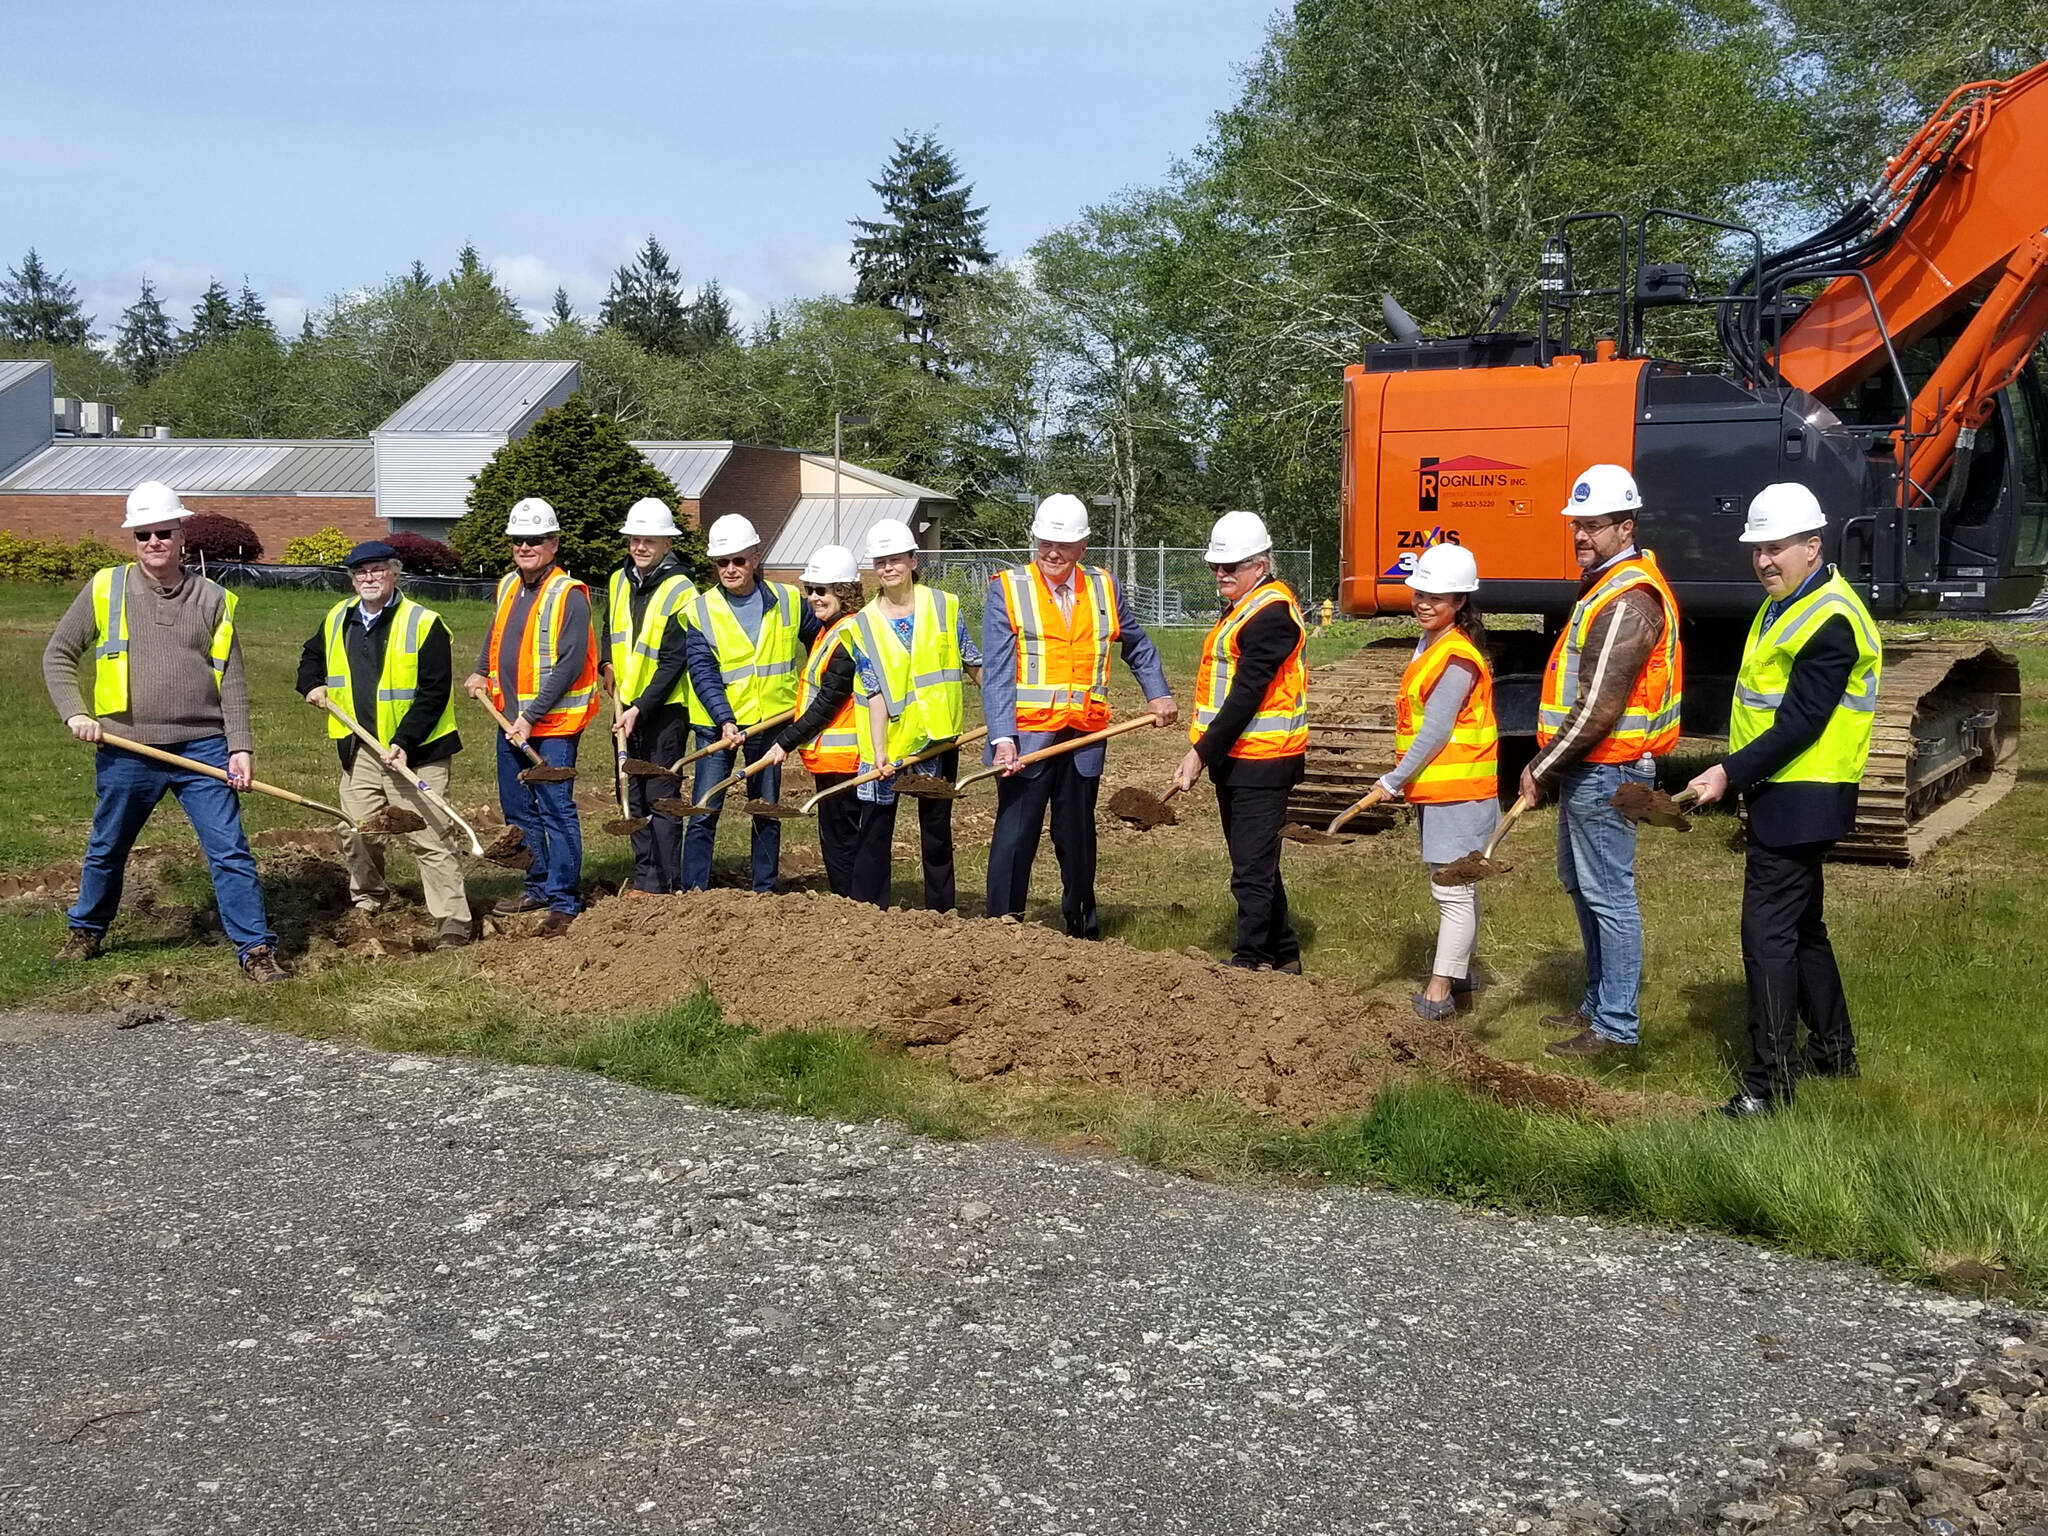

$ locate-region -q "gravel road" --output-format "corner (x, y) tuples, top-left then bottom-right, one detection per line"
(0, 1009), (2017, 1534)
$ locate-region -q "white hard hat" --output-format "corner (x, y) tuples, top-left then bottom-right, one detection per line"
(122, 479), (190, 530)
(505, 496), (560, 536)
(1739, 482), (1827, 543)
(1406, 542), (1480, 594)
(1030, 493), (1091, 543)
(1560, 463), (1642, 519)
(621, 497), (681, 537)
(800, 544), (860, 585)
(705, 513), (761, 558)
(864, 518), (919, 562)
(1205, 509), (1273, 564)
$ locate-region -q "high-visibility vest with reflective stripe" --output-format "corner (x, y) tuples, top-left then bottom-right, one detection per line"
(1727, 566), (1882, 785)
(1189, 581), (1309, 760)
(853, 586), (966, 765)
(687, 581), (802, 725)
(798, 615), (862, 775)
(1395, 628), (1498, 804)
(605, 565), (693, 705)
(1536, 550), (1684, 762)
(996, 563), (1120, 733)
(321, 596), (458, 749)
(484, 568), (598, 737)
(89, 563), (236, 716)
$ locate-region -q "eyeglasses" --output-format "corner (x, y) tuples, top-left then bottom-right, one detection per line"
(803, 585), (830, 597)
(713, 554), (752, 568)
(133, 528), (178, 544)
(350, 565), (394, 580)
(509, 535), (551, 548)
(1208, 559), (1252, 575)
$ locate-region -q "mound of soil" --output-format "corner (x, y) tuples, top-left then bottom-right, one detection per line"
(495, 892), (1668, 1124)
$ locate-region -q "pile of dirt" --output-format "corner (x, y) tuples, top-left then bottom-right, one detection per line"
(494, 891), (1670, 1124)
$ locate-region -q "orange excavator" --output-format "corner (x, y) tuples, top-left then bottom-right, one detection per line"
(1306, 62), (2048, 861)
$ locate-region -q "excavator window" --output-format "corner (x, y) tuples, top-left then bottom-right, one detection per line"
(2011, 343), (2048, 569)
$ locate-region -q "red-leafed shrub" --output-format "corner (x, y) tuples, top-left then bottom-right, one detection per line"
(385, 531), (464, 577)
(181, 512), (263, 563)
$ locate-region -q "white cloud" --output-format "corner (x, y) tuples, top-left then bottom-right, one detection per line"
(758, 240), (855, 303)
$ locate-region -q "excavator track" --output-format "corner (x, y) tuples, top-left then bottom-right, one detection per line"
(1288, 642), (1413, 830)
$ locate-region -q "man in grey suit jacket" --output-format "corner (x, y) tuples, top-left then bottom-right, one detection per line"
(982, 494), (1176, 938)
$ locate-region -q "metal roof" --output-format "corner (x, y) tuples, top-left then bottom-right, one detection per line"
(796, 453), (951, 503)
(633, 441), (733, 499)
(0, 359), (52, 394)
(764, 495), (923, 568)
(374, 359), (579, 435)
(0, 439), (373, 495)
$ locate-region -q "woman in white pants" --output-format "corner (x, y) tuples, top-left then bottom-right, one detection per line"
(1347, 544), (1501, 1020)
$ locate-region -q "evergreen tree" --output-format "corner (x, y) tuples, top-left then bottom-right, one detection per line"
(405, 259), (432, 296)
(550, 286), (577, 329)
(232, 279), (273, 339)
(0, 249), (94, 346)
(114, 278), (176, 384)
(441, 244), (528, 346)
(850, 132), (994, 375)
(298, 312), (317, 344)
(684, 278), (737, 352)
(600, 236), (689, 355)
(186, 280), (237, 349)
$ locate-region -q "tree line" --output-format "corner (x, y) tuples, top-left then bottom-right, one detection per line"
(5, 0), (2044, 564)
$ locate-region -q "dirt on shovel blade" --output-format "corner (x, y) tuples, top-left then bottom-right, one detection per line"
(743, 798), (803, 818)
(357, 806), (428, 837)
(516, 764), (577, 784)
(1283, 823), (1354, 846)
(1611, 781), (1692, 830)
(481, 825), (533, 871)
(1432, 850), (1503, 886)
(653, 796), (695, 818)
(1107, 786), (1177, 829)
(892, 776), (959, 798)
(621, 758), (676, 778)
(602, 816), (650, 836)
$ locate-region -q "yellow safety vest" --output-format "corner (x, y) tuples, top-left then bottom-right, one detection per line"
(88, 563), (236, 716)
(605, 565), (693, 705)
(687, 581), (803, 725)
(1727, 566), (1882, 784)
(853, 586), (966, 764)
(321, 595), (458, 749)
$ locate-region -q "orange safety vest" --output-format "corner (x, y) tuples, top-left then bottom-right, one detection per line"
(798, 615), (861, 775)
(1536, 551), (1683, 763)
(484, 567), (599, 738)
(1189, 581), (1309, 760)
(1395, 628), (1498, 804)
(996, 563), (1120, 733)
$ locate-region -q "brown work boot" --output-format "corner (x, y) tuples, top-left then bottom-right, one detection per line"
(1544, 1026), (1630, 1059)
(535, 911), (575, 939)
(1540, 1010), (1590, 1034)
(493, 893), (547, 917)
(434, 919), (473, 951)
(54, 929), (103, 963)
(240, 945), (288, 985)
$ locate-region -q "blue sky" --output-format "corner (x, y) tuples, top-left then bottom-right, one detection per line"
(3, 0), (1278, 337)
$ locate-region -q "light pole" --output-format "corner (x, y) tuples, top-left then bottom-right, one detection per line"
(833, 411), (872, 545)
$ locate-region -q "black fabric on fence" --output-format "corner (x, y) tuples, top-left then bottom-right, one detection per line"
(191, 562), (502, 602)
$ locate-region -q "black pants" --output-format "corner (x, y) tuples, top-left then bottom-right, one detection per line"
(810, 770), (860, 899)
(985, 755), (1102, 938)
(1740, 835), (1855, 1102)
(622, 706), (688, 893)
(850, 749), (957, 912)
(1215, 780), (1300, 968)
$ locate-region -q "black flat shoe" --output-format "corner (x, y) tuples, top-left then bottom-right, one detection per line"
(1715, 1093), (1777, 1120)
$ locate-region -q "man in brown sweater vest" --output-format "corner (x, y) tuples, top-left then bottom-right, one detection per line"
(42, 481), (285, 982)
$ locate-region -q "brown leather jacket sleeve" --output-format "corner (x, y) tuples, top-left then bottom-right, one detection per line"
(1527, 586), (1665, 784)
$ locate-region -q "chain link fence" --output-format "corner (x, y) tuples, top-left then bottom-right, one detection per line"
(922, 547), (1317, 630)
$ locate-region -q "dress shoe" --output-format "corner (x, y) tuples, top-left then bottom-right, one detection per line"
(493, 893), (547, 917)
(1544, 1026), (1631, 1059)
(1715, 1093), (1776, 1119)
(434, 920), (472, 951)
(535, 911), (576, 939)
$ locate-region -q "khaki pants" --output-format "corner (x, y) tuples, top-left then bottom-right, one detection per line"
(338, 753), (472, 927)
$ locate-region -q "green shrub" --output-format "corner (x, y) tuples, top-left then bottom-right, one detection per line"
(0, 531), (128, 583)
(281, 526), (353, 566)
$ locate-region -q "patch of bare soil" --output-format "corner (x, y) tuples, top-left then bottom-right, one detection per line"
(495, 891), (1675, 1124)
(0, 843), (183, 907)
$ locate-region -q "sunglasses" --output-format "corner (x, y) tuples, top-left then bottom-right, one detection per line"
(133, 528), (179, 544)
(1208, 559), (1252, 575)
(509, 535), (551, 547)
(713, 554), (752, 568)
(803, 585), (831, 597)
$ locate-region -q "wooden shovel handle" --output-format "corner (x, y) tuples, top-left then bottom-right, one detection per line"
(663, 709), (798, 775)
(467, 686), (550, 768)
(1480, 793), (1535, 861)
(954, 715), (1159, 794)
(798, 725), (990, 813)
(98, 732), (352, 825)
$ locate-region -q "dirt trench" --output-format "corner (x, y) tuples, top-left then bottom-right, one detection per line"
(493, 890), (1671, 1124)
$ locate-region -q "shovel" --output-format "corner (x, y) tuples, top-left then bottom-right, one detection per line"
(1108, 781), (1182, 830)
(313, 696), (485, 855)
(469, 689), (577, 784)
(602, 682), (650, 837)
(797, 725), (991, 815)
(96, 732), (357, 828)
(1432, 793), (1534, 886)
(1610, 783), (1699, 831)
(623, 710), (794, 778)
(946, 716), (1162, 799)
(673, 753), (781, 818)
(480, 824), (534, 872)
(1284, 783), (1396, 845)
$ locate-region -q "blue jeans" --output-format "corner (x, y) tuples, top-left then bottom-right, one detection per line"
(70, 734), (276, 960)
(1555, 758), (1653, 1044)
(497, 733), (583, 915)
(680, 728), (783, 893)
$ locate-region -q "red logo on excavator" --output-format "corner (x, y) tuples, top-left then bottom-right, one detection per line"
(1420, 454), (1525, 512)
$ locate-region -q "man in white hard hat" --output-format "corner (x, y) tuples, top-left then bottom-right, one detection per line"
(462, 496), (599, 936)
(297, 540), (473, 949)
(42, 480), (285, 981)
(983, 492), (1175, 939)
(680, 512), (822, 892)
(603, 497), (695, 895)
(1686, 483), (1880, 1117)
(1171, 511), (1309, 971)
(1519, 464), (1683, 1058)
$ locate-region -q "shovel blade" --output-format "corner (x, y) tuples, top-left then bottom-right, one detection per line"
(743, 798), (805, 819)
(359, 807), (428, 837)
(1107, 786), (1177, 829)
(652, 797), (696, 818)
(1432, 852), (1507, 887)
(1282, 824), (1355, 846)
(517, 766), (578, 784)
(603, 817), (651, 837)
(1609, 782), (1691, 830)
(481, 826), (533, 871)
(621, 758), (676, 778)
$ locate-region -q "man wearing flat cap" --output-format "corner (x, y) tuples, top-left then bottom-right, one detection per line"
(296, 540), (473, 948)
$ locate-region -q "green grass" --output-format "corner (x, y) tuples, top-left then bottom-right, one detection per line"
(6, 580), (2048, 1297)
